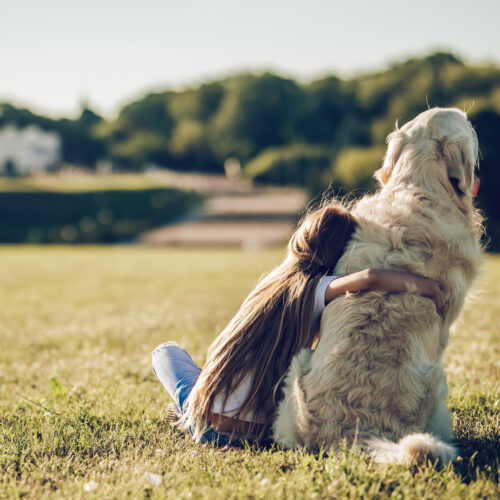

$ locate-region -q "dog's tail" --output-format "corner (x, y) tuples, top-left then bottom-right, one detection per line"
(366, 433), (458, 465)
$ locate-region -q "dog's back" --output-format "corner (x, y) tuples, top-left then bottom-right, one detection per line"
(275, 197), (452, 455)
(273, 108), (482, 464)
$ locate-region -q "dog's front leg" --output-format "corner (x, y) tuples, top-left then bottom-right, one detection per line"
(425, 370), (454, 441)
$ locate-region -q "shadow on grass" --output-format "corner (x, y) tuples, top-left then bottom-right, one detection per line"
(452, 436), (500, 483)
(226, 433), (500, 484)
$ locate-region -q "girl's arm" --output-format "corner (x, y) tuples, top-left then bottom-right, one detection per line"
(325, 269), (445, 312)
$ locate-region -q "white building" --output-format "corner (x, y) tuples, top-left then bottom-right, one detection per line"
(0, 125), (61, 175)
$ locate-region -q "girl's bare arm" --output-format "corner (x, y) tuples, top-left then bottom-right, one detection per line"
(325, 269), (445, 311)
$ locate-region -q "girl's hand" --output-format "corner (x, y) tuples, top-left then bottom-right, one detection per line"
(325, 269), (445, 312)
(370, 269), (445, 312)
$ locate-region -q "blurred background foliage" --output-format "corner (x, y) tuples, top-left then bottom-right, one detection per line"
(1, 52), (500, 248)
(0, 187), (201, 244)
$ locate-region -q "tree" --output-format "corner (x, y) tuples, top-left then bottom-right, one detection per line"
(471, 110), (500, 251)
(211, 74), (304, 162)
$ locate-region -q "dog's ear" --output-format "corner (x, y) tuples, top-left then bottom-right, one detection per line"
(437, 134), (475, 197)
(375, 130), (406, 186)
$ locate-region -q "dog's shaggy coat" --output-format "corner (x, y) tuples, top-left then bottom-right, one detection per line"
(273, 108), (483, 464)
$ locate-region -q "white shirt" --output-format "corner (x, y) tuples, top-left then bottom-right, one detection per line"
(313, 274), (339, 325)
(212, 274), (339, 422)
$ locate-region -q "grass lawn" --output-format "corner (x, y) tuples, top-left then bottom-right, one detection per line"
(0, 247), (498, 499)
(0, 174), (170, 192)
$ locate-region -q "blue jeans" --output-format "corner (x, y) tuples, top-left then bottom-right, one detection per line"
(152, 342), (233, 445)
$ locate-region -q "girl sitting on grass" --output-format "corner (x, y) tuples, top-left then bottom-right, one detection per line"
(152, 201), (444, 445)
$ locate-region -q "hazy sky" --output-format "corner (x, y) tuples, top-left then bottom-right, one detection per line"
(2, 0), (499, 118)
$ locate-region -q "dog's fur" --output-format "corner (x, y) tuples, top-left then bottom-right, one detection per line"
(273, 108), (483, 464)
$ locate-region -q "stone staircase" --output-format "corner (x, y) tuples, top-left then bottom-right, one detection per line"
(139, 173), (307, 247)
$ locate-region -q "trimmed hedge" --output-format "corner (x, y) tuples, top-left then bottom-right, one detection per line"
(0, 187), (201, 243)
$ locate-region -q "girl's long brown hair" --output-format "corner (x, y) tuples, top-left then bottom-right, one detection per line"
(183, 201), (357, 440)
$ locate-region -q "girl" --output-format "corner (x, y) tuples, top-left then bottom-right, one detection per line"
(152, 202), (444, 445)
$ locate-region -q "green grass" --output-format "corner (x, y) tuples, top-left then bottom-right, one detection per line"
(0, 174), (170, 192)
(0, 247), (498, 499)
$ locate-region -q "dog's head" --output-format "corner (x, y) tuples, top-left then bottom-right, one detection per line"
(375, 108), (479, 210)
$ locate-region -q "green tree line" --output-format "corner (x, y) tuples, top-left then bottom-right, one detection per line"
(1, 52), (500, 247)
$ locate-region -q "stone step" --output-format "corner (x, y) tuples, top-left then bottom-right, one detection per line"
(139, 220), (296, 248)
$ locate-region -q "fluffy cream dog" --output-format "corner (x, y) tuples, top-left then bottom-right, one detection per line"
(273, 108), (483, 464)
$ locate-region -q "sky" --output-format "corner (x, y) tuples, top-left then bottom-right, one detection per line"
(2, 0), (500, 118)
